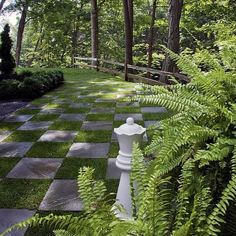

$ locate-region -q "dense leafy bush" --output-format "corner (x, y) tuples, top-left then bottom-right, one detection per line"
(0, 24), (16, 75)
(0, 70), (64, 100)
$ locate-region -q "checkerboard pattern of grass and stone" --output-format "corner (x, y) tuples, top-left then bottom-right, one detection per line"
(0, 68), (171, 235)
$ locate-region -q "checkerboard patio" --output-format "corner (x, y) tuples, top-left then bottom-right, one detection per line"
(0, 70), (166, 235)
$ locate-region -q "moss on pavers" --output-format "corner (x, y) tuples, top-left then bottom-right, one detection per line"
(56, 158), (107, 179)
(115, 107), (141, 113)
(75, 130), (112, 143)
(0, 158), (20, 178)
(27, 142), (72, 158)
(30, 114), (60, 122)
(86, 113), (114, 121)
(49, 121), (82, 130)
(4, 130), (45, 142)
(0, 122), (23, 131)
(15, 109), (41, 115)
(0, 179), (51, 209)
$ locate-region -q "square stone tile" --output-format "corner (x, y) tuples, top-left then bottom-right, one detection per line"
(144, 120), (160, 128)
(69, 103), (91, 108)
(106, 159), (121, 179)
(39, 180), (83, 211)
(0, 142), (33, 157)
(81, 121), (113, 130)
(26, 104), (44, 109)
(95, 98), (116, 103)
(40, 108), (65, 114)
(17, 121), (53, 131)
(90, 107), (115, 113)
(59, 114), (86, 121)
(6, 158), (63, 179)
(141, 107), (167, 113)
(39, 130), (77, 142)
(114, 113), (143, 121)
(3, 115), (33, 122)
(0, 209), (36, 236)
(0, 131), (12, 142)
(67, 143), (110, 158)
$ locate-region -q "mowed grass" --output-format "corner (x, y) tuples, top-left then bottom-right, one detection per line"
(0, 158), (20, 178)
(4, 130), (45, 142)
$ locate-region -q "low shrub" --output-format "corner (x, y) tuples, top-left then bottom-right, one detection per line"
(0, 70), (64, 100)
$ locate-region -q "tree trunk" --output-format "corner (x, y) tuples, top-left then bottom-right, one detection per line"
(123, 0), (133, 81)
(15, 4), (28, 66)
(147, 0), (157, 78)
(160, 0), (183, 83)
(91, 0), (99, 69)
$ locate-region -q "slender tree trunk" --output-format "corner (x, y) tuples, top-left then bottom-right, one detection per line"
(123, 0), (133, 81)
(15, 4), (28, 66)
(71, 28), (79, 66)
(0, 0), (6, 12)
(91, 0), (99, 69)
(147, 0), (157, 78)
(160, 0), (183, 83)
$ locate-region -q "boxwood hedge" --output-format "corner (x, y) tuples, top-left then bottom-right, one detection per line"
(0, 70), (64, 100)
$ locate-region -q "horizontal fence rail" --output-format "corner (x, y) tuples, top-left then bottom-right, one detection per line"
(74, 56), (190, 85)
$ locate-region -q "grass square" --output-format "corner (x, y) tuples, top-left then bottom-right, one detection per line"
(27, 142), (72, 158)
(4, 130), (45, 142)
(15, 109), (41, 115)
(86, 113), (114, 121)
(31, 98), (52, 105)
(30, 114), (59, 121)
(0, 122), (23, 131)
(75, 130), (112, 143)
(115, 107), (141, 113)
(65, 107), (90, 114)
(49, 121), (82, 130)
(94, 102), (116, 108)
(142, 111), (175, 121)
(44, 103), (69, 109)
(0, 158), (20, 178)
(108, 143), (119, 158)
(56, 158), (107, 179)
(0, 179), (51, 209)
(78, 97), (95, 103)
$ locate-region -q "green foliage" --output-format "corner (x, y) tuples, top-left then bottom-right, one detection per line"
(0, 70), (64, 100)
(2, 49), (236, 235)
(0, 24), (16, 75)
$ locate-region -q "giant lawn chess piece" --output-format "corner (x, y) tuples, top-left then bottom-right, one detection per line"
(114, 117), (146, 219)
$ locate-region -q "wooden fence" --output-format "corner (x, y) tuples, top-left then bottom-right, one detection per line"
(74, 57), (190, 85)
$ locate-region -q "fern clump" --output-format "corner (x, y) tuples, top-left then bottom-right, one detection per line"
(2, 49), (236, 236)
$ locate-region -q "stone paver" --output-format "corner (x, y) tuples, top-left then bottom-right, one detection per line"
(67, 143), (110, 158)
(18, 121), (53, 131)
(40, 108), (65, 114)
(7, 158), (63, 179)
(0, 142), (33, 157)
(69, 103), (91, 108)
(144, 120), (160, 128)
(0, 131), (12, 142)
(114, 113), (143, 121)
(106, 158), (121, 179)
(116, 102), (139, 107)
(59, 114), (86, 121)
(3, 115), (33, 122)
(141, 107), (167, 113)
(39, 180), (83, 211)
(81, 121), (113, 130)
(0, 209), (36, 236)
(39, 130), (77, 142)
